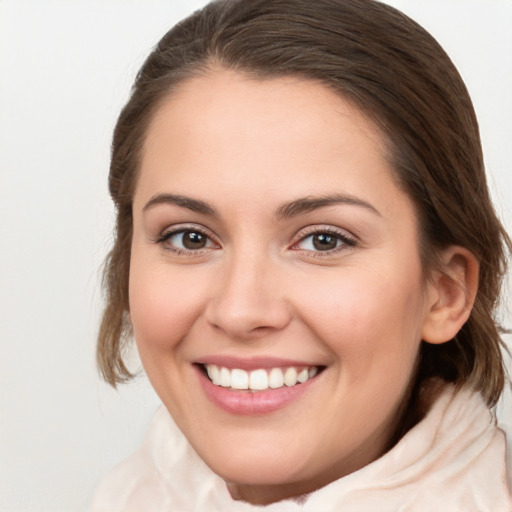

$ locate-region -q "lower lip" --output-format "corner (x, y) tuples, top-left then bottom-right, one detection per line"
(196, 366), (320, 415)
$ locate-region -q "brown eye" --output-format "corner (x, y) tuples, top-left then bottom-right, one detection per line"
(163, 229), (215, 252)
(294, 228), (356, 254)
(182, 231), (207, 249)
(312, 233), (338, 251)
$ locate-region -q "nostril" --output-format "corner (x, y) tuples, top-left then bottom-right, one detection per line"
(251, 325), (275, 334)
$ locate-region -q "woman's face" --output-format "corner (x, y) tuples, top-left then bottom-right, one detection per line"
(130, 69), (435, 504)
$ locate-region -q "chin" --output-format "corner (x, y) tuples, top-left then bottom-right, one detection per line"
(195, 433), (314, 486)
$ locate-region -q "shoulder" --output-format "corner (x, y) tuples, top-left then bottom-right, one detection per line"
(89, 405), (236, 512)
(88, 406), (185, 512)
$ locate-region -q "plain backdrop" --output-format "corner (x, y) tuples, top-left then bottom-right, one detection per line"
(0, 1), (511, 511)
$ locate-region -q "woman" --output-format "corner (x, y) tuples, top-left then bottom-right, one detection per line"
(90, 0), (511, 509)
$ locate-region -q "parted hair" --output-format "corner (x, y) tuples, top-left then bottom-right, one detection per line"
(98, 0), (510, 409)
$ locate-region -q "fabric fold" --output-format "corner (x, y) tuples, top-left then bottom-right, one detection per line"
(89, 385), (512, 512)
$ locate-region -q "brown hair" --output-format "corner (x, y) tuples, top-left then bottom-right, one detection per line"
(98, 0), (510, 408)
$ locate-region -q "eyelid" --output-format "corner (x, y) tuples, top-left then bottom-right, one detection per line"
(154, 223), (220, 253)
(290, 224), (357, 253)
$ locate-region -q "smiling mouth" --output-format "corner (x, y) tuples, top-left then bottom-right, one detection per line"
(198, 364), (323, 391)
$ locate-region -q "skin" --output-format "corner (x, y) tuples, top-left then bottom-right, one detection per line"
(129, 69), (473, 505)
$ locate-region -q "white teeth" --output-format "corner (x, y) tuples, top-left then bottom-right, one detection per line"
(219, 367), (231, 387)
(297, 368), (309, 383)
(206, 364), (220, 385)
(268, 368), (285, 389)
(204, 364), (320, 391)
(231, 369), (249, 390)
(249, 369), (268, 390)
(284, 367), (298, 387)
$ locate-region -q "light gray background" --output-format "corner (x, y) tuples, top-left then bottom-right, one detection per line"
(0, 1), (510, 511)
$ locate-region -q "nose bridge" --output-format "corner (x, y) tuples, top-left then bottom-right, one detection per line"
(206, 244), (290, 338)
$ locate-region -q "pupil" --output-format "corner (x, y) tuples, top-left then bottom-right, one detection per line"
(183, 231), (206, 249)
(313, 233), (337, 251)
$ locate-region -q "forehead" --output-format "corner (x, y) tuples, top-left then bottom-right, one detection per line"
(135, 68), (410, 223)
(145, 69), (385, 154)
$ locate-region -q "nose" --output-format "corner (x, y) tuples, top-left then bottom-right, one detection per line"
(205, 251), (292, 340)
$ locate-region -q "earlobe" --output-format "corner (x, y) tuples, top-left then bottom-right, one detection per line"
(422, 246), (479, 345)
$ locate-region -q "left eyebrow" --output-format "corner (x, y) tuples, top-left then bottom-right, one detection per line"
(142, 193), (217, 216)
(275, 194), (381, 219)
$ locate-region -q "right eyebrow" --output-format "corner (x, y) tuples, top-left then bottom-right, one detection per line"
(142, 193), (217, 216)
(275, 194), (381, 219)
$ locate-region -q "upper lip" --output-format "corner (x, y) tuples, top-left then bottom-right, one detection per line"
(195, 355), (324, 371)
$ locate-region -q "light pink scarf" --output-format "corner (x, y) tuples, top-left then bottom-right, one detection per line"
(90, 385), (512, 511)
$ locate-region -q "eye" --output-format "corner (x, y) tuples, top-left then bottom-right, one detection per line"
(158, 228), (217, 253)
(299, 232), (341, 251)
(292, 227), (356, 254)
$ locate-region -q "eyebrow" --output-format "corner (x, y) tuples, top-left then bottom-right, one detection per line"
(275, 194), (381, 219)
(142, 192), (380, 218)
(143, 193), (217, 216)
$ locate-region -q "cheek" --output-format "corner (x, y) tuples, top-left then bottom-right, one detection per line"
(295, 266), (425, 371)
(128, 255), (207, 353)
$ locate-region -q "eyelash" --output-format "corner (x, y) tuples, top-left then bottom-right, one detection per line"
(154, 225), (357, 257)
(154, 225), (218, 256)
(291, 226), (357, 257)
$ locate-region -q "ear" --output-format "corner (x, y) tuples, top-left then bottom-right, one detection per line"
(422, 246), (479, 345)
